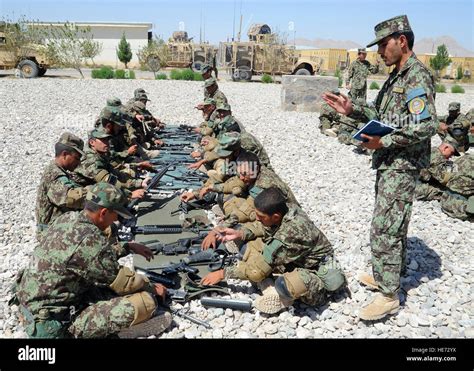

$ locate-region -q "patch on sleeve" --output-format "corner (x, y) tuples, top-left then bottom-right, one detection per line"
(406, 87), (430, 120)
(262, 239), (284, 264)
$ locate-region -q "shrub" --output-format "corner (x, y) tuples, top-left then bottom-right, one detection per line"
(334, 68), (343, 87)
(180, 69), (196, 81)
(456, 66), (463, 80)
(170, 69), (183, 80)
(261, 74), (273, 83)
(451, 84), (465, 94)
(435, 84), (446, 93)
(114, 69), (126, 79)
(369, 81), (380, 90)
(155, 73), (167, 80)
(193, 72), (204, 81)
(91, 66), (114, 79)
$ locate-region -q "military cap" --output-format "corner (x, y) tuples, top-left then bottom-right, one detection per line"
(106, 97), (122, 107)
(215, 132), (241, 157)
(132, 101), (146, 113)
(88, 128), (112, 140)
(358, 48), (367, 54)
(57, 132), (85, 157)
(85, 182), (133, 219)
(137, 93), (151, 102)
(466, 196), (474, 215)
(448, 102), (461, 111)
(443, 136), (461, 156)
(100, 106), (125, 127)
(204, 77), (217, 88)
(134, 88), (148, 99)
(200, 63), (212, 74)
(216, 101), (231, 111)
(367, 15), (412, 48)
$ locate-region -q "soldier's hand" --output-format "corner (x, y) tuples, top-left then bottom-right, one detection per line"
(215, 228), (243, 242)
(187, 161), (203, 170)
(322, 92), (353, 116)
(361, 134), (383, 150)
(193, 127), (201, 134)
(131, 189), (146, 199)
(201, 137), (210, 146)
(136, 114), (144, 122)
(180, 192), (195, 202)
(127, 145), (138, 155)
(137, 161), (153, 170)
(128, 242), (154, 261)
(154, 139), (164, 146)
(201, 231), (217, 250)
(141, 177), (152, 188)
(439, 122), (449, 131)
(201, 270), (225, 286)
(191, 151), (202, 158)
(199, 186), (212, 199)
(154, 283), (167, 301)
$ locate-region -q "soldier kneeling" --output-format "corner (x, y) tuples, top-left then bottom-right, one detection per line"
(11, 183), (171, 338)
(202, 187), (346, 314)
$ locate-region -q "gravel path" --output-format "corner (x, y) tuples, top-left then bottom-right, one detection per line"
(0, 78), (472, 338)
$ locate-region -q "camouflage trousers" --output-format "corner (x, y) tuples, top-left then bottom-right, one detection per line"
(228, 239), (327, 307)
(414, 182), (444, 201)
(370, 170), (418, 296)
(348, 88), (367, 104)
(440, 191), (473, 221)
(319, 104), (340, 132)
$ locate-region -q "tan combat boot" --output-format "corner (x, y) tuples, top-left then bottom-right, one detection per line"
(118, 311), (172, 338)
(254, 278), (293, 315)
(359, 293), (400, 321)
(358, 272), (379, 290)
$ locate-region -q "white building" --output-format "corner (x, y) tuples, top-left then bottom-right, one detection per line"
(33, 21), (153, 68)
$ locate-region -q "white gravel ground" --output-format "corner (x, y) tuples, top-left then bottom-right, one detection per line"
(0, 78), (472, 338)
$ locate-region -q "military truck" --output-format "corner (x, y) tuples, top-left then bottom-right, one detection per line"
(0, 24), (51, 78)
(141, 31), (216, 72)
(218, 24), (321, 81)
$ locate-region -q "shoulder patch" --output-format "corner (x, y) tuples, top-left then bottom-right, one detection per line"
(406, 87), (430, 120)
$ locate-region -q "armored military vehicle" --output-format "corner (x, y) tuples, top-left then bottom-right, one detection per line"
(218, 24), (321, 81)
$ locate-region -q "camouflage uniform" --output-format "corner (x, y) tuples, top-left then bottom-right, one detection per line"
(415, 147), (452, 201)
(225, 205), (343, 306)
(438, 102), (471, 152)
(240, 131), (272, 170)
(204, 77), (228, 105)
(352, 16), (439, 296)
(35, 133), (87, 239)
(319, 102), (341, 133)
(346, 51), (379, 103)
(15, 183), (159, 338)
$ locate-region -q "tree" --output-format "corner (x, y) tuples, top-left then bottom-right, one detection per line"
(81, 39), (102, 67)
(117, 33), (132, 68)
(137, 36), (169, 77)
(429, 44), (451, 80)
(43, 22), (95, 78)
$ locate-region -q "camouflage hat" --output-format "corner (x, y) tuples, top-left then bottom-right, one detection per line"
(215, 132), (241, 157)
(100, 106), (125, 127)
(132, 101), (146, 113)
(443, 136), (461, 156)
(367, 15), (412, 48)
(216, 101), (231, 111)
(204, 77), (217, 88)
(466, 196), (474, 215)
(85, 182), (133, 219)
(448, 102), (461, 111)
(134, 88), (147, 99)
(89, 128), (112, 140)
(200, 63), (212, 74)
(358, 48), (367, 54)
(137, 93), (151, 102)
(57, 132), (85, 157)
(106, 97), (122, 107)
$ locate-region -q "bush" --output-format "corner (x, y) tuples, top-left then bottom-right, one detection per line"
(170, 69), (183, 80)
(435, 84), (446, 93)
(456, 66), (463, 80)
(91, 66), (114, 79)
(334, 68), (343, 87)
(180, 69), (196, 81)
(169, 69), (203, 81)
(369, 81), (380, 90)
(193, 72), (204, 81)
(261, 74), (273, 83)
(155, 73), (167, 80)
(451, 84), (465, 94)
(114, 69), (126, 79)
(127, 70), (136, 79)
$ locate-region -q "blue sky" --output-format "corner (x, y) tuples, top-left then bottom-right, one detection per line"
(1, 0), (473, 50)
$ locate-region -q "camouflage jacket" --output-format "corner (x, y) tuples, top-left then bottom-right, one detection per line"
(207, 89), (228, 105)
(438, 113), (471, 150)
(351, 53), (438, 171)
(446, 153), (474, 196)
(35, 161), (87, 228)
(240, 132), (272, 170)
(346, 59), (379, 90)
(72, 147), (141, 191)
(16, 211), (139, 319)
(419, 148), (452, 185)
(242, 205), (333, 270)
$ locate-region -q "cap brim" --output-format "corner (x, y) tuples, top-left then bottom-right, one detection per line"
(113, 205), (133, 219)
(366, 37), (383, 48)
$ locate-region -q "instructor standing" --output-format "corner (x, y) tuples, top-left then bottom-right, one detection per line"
(323, 15), (438, 321)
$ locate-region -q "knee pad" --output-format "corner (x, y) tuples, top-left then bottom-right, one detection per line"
(125, 291), (157, 326)
(110, 267), (148, 295)
(235, 253), (272, 283)
(281, 270), (308, 299)
(274, 276), (294, 301)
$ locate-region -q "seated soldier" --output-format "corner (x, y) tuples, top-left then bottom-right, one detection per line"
(201, 187), (346, 315)
(35, 133), (88, 241)
(438, 102), (471, 153)
(193, 98), (218, 136)
(13, 183), (172, 338)
(72, 128), (148, 200)
(204, 77), (228, 104)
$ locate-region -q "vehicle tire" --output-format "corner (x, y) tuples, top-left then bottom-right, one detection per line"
(237, 65), (252, 81)
(38, 68), (47, 77)
(191, 61), (203, 72)
(232, 68), (240, 81)
(295, 68), (311, 76)
(18, 60), (39, 78)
